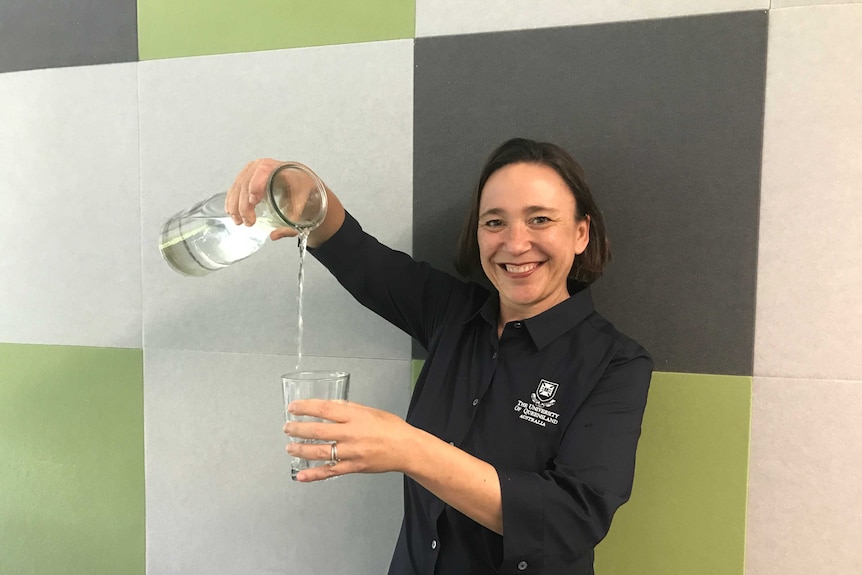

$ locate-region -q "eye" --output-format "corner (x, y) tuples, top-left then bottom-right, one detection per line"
(481, 219), (504, 229)
(530, 216), (552, 225)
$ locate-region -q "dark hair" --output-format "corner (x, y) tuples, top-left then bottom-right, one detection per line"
(454, 137), (611, 288)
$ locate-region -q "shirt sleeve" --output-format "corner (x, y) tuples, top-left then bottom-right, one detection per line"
(495, 341), (653, 573)
(309, 211), (466, 349)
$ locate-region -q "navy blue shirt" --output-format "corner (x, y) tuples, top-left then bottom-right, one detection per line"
(312, 212), (653, 574)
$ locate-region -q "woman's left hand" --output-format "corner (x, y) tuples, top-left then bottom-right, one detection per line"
(284, 399), (416, 482)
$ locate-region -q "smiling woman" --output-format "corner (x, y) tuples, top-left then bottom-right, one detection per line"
(456, 138), (612, 291)
(476, 162), (589, 330)
(227, 138), (652, 574)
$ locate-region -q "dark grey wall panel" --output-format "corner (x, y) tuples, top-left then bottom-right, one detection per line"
(413, 11), (768, 375)
(0, 0), (137, 74)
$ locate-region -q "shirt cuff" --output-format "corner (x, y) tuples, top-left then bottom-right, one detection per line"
(307, 210), (363, 266)
(497, 468), (545, 573)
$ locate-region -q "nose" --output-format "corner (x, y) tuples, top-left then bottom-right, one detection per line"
(503, 222), (531, 255)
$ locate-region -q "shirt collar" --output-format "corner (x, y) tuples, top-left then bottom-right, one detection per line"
(472, 287), (596, 350)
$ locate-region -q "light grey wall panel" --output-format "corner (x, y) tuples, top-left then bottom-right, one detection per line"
(144, 348), (411, 574)
(754, 5), (862, 380)
(0, 0), (137, 74)
(0, 64), (141, 348)
(746, 377), (862, 574)
(413, 13), (768, 374)
(773, 0), (861, 7)
(140, 41), (413, 360)
(416, 0), (768, 37)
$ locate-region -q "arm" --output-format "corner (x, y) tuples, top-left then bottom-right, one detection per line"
(496, 347), (653, 569)
(225, 158), (466, 347)
(284, 399), (504, 534)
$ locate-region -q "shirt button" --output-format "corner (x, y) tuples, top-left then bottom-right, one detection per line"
(431, 540), (437, 550)
(517, 560), (528, 570)
(448, 441), (454, 446)
(472, 398), (479, 406)
(513, 322), (522, 328)
(491, 351), (498, 359)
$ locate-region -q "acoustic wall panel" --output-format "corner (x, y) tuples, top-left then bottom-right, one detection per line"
(772, 0), (862, 6)
(144, 347), (410, 574)
(746, 377), (862, 574)
(596, 372), (751, 574)
(0, 0), (138, 74)
(140, 41), (413, 360)
(0, 63), (142, 349)
(754, 4), (862, 380)
(416, 0), (768, 37)
(0, 343), (144, 575)
(137, 0), (414, 60)
(413, 12), (768, 375)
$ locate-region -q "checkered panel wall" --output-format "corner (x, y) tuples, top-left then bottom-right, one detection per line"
(2, 2), (861, 574)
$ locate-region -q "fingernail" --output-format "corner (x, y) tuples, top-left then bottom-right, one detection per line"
(287, 403), (296, 414)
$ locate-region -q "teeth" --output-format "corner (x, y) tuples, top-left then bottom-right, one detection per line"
(505, 263), (538, 273)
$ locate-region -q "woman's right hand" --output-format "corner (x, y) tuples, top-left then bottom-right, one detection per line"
(225, 158), (296, 241)
(225, 158), (346, 247)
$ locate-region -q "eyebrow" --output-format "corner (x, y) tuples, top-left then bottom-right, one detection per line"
(478, 205), (559, 219)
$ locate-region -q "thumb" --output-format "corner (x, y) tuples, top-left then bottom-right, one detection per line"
(271, 227), (299, 242)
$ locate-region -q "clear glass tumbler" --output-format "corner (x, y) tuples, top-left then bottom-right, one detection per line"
(159, 162), (327, 276)
(282, 371), (350, 480)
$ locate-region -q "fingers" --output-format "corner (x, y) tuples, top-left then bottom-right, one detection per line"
(286, 440), (355, 482)
(293, 462), (349, 482)
(286, 439), (337, 462)
(226, 161), (255, 225)
(225, 158), (283, 227)
(237, 160), (259, 225)
(284, 419), (340, 442)
(287, 398), (353, 423)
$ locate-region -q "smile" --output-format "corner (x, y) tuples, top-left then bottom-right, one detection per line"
(502, 262), (540, 274)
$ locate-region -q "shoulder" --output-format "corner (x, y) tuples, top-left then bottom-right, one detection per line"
(583, 311), (653, 369)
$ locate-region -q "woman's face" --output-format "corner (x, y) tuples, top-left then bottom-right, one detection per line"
(477, 162), (590, 323)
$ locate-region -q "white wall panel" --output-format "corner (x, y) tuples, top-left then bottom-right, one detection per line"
(144, 347), (411, 574)
(755, 5), (862, 380)
(746, 377), (862, 574)
(0, 63), (141, 348)
(139, 40), (413, 360)
(416, 0), (768, 37)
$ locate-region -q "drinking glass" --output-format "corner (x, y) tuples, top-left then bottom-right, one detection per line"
(282, 371), (350, 480)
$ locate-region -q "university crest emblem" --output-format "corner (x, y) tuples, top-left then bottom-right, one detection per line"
(531, 379), (559, 408)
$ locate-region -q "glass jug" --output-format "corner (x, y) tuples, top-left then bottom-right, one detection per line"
(159, 162), (327, 276)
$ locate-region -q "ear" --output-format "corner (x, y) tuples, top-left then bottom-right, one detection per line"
(574, 215), (590, 255)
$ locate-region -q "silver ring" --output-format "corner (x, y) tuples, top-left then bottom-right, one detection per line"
(328, 442), (339, 466)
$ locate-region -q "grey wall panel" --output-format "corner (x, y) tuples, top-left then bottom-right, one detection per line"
(417, 0), (769, 37)
(145, 348), (411, 574)
(413, 12), (768, 375)
(140, 42), (413, 360)
(0, 64), (141, 348)
(0, 0), (137, 74)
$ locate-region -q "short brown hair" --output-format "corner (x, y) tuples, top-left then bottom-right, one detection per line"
(454, 138), (611, 288)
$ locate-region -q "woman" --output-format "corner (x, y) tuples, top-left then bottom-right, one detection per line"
(226, 138), (652, 574)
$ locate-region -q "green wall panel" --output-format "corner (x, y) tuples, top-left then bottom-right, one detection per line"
(412, 364), (751, 573)
(596, 372), (751, 574)
(0, 343), (145, 575)
(137, 0), (415, 60)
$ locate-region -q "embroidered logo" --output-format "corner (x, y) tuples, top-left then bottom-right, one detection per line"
(514, 379), (561, 428)
(531, 379), (559, 408)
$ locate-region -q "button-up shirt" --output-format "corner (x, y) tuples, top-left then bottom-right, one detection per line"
(312, 212), (653, 574)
